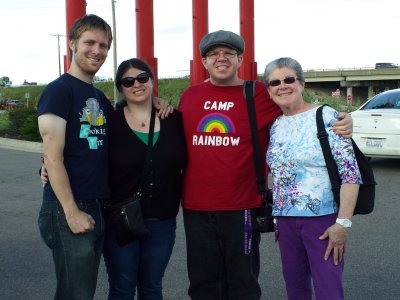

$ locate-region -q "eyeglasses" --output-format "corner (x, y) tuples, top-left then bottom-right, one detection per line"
(267, 76), (299, 87)
(206, 50), (238, 60)
(120, 73), (150, 88)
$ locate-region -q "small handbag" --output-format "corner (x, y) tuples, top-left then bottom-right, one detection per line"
(104, 106), (156, 246)
(316, 105), (376, 215)
(243, 80), (275, 233)
(105, 188), (149, 247)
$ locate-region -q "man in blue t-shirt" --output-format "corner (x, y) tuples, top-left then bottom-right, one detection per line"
(37, 14), (113, 300)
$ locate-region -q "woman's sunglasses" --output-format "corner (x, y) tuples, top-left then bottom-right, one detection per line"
(120, 73), (150, 88)
(267, 76), (298, 87)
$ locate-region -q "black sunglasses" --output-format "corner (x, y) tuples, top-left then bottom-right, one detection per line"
(120, 73), (150, 88)
(267, 76), (298, 87)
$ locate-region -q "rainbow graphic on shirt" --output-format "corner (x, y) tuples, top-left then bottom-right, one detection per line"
(197, 113), (236, 134)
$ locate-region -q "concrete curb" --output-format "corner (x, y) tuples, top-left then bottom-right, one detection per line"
(0, 137), (43, 153)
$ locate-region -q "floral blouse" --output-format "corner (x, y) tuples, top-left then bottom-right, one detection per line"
(266, 106), (362, 217)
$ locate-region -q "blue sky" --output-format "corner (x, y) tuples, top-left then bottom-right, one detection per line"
(1, 0), (399, 85)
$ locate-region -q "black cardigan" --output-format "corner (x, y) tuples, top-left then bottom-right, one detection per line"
(108, 107), (187, 219)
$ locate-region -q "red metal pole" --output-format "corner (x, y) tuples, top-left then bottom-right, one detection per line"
(190, 0), (209, 85)
(135, 0), (158, 96)
(239, 0), (257, 80)
(65, 0), (86, 72)
(63, 55), (68, 75)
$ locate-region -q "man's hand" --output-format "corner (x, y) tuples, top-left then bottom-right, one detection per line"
(152, 97), (174, 119)
(40, 163), (49, 187)
(332, 112), (353, 138)
(319, 223), (348, 265)
(39, 161), (94, 235)
(65, 208), (96, 234)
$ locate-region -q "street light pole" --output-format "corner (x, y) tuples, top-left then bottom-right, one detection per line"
(50, 34), (65, 77)
(111, 0), (118, 104)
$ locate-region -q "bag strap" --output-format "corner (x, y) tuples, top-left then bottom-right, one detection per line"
(316, 105), (341, 207)
(139, 104), (156, 187)
(243, 80), (268, 206)
(147, 103), (156, 152)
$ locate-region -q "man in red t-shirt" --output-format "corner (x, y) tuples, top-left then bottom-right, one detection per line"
(178, 30), (352, 300)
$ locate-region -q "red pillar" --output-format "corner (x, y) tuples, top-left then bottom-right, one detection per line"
(135, 0), (158, 96)
(65, 0), (86, 72)
(190, 0), (209, 85)
(238, 0), (257, 80)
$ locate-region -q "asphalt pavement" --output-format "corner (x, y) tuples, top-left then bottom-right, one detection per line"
(0, 138), (399, 299)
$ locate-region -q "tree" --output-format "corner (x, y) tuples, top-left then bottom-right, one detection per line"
(0, 76), (12, 87)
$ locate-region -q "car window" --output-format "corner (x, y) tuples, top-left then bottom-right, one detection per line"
(363, 92), (400, 109)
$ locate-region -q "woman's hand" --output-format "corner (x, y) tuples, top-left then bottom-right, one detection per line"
(332, 112), (353, 138)
(319, 223), (349, 265)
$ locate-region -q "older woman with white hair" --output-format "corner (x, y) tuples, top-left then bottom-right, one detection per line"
(264, 57), (362, 300)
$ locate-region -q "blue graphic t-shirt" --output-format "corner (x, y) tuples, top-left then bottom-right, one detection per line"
(37, 73), (112, 200)
(266, 106), (362, 217)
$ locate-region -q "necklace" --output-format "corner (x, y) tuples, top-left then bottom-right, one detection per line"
(126, 108), (149, 127)
(133, 115), (147, 127)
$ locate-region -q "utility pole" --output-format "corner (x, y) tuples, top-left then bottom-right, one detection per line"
(50, 34), (65, 77)
(111, 0), (118, 104)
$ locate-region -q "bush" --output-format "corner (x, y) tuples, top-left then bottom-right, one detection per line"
(19, 114), (41, 141)
(0, 111), (10, 130)
(7, 107), (40, 141)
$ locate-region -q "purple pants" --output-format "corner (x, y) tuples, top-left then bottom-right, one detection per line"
(276, 214), (344, 300)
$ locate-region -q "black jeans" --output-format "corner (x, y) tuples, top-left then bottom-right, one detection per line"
(183, 209), (261, 300)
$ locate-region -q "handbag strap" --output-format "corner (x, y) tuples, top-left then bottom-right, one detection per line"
(147, 103), (156, 153)
(139, 104), (156, 186)
(316, 105), (341, 207)
(243, 80), (267, 206)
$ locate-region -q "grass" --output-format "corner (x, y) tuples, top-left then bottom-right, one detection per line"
(93, 78), (190, 107)
(0, 78), (191, 142)
(0, 77), (190, 109)
(0, 78), (356, 142)
(303, 90), (359, 112)
(158, 78), (190, 107)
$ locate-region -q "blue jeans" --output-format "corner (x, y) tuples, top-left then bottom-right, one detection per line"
(183, 209), (261, 300)
(103, 217), (176, 300)
(38, 197), (105, 300)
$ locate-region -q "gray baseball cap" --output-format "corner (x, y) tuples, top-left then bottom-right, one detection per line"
(199, 30), (245, 57)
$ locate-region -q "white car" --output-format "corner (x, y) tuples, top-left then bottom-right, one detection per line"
(351, 88), (400, 158)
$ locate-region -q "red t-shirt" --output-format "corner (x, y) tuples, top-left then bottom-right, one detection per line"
(179, 81), (281, 211)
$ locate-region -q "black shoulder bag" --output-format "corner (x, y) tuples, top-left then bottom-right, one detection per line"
(104, 106), (156, 246)
(316, 105), (376, 215)
(243, 80), (275, 233)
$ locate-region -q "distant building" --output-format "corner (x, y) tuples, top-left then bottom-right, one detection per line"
(22, 80), (37, 86)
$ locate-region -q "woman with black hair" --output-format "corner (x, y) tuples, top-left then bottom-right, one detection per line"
(103, 58), (187, 299)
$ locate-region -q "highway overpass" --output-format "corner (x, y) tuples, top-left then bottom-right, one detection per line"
(303, 67), (400, 105)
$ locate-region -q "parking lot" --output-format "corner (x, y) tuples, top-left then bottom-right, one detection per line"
(0, 142), (399, 299)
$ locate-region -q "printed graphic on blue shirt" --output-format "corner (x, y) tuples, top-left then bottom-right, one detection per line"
(78, 97), (107, 149)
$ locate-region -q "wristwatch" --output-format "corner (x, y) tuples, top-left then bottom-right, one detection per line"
(336, 218), (352, 228)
